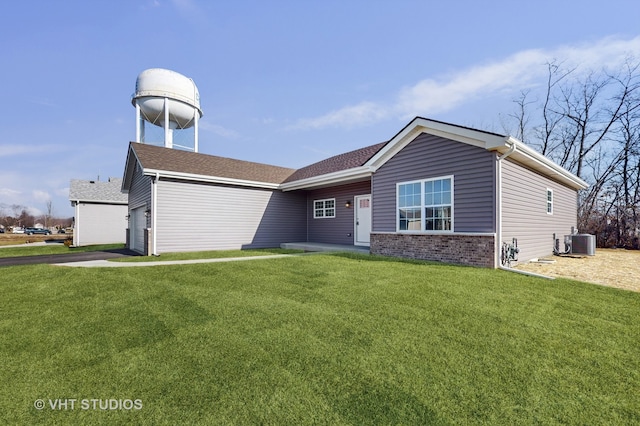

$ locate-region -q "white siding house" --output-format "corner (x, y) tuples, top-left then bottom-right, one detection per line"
(69, 178), (128, 246)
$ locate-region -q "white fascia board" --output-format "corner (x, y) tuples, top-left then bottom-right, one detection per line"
(143, 168), (281, 190)
(490, 137), (589, 190)
(122, 145), (142, 191)
(367, 117), (505, 170)
(74, 200), (129, 205)
(280, 166), (374, 191)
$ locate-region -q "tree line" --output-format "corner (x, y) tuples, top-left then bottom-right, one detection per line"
(503, 59), (640, 249)
(0, 203), (73, 231)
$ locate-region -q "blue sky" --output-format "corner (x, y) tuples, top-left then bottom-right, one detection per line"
(1, 0), (639, 218)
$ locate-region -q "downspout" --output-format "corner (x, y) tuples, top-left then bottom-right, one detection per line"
(74, 200), (80, 247)
(152, 172), (159, 256)
(496, 137), (517, 268)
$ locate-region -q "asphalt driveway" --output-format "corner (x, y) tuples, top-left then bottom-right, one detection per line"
(0, 248), (138, 267)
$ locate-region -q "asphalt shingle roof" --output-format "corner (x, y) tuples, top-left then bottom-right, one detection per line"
(131, 143), (297, 184)
(282, 141), (388, 183)
(69, 177), (128, 203)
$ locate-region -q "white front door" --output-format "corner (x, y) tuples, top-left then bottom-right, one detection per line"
(354, 194), (371, 246)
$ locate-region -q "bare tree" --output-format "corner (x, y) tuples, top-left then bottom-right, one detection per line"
(45, 200), (54, 228)
(505, 59), (640, 248)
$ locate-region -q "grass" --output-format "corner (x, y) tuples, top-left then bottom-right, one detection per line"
(0, 243), (126, 258)
(1, 253), (638, 424)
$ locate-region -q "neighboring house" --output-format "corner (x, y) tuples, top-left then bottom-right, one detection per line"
(69, 177), (128, 246)
(121, 117), (587, 267)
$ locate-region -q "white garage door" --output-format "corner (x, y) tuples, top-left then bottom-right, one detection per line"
(131, 207), (146, 253)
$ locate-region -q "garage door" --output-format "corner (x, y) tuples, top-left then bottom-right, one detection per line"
(131, 207), (146, 254)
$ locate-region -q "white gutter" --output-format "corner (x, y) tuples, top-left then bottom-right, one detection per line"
(495, 137), (517, 268)
(143, 168), (281, 190)
(280, 166), (374, 191)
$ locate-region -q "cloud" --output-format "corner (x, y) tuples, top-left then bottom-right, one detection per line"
(32, 190), (51, 203)
(287, 101), (388, 130)
(0, 144), (72, 158)
(291, 35), (640, 130)
(0, 188), (21, 198)
(199, 122), (241, 139)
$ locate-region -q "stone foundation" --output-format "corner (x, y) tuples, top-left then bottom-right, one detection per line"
(370, 233), (496, 268)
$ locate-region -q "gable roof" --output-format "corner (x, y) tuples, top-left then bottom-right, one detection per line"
(69, 177), (128, 204)
(281, 116), (588, 191)
(123, 142), (296, 190)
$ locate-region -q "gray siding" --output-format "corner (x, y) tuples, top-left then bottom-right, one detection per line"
(75, 203), (127, 246)
(306, 181), (371, 245)
(372, 133), (496, 233)
(155, 179), (306, 253)
(501, 158), (578, 261)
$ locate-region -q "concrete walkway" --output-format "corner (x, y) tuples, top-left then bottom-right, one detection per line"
(53, 254), (300, 268)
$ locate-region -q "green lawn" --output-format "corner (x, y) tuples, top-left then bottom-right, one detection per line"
(1, 253), (638, 425)
(0, 243), (126, 258)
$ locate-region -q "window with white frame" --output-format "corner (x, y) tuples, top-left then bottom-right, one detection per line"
(398, 176), (453, 232)
(314, 198), (335, 218)
(546, 189), (553, 214)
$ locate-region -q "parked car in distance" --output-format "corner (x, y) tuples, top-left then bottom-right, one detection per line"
(0, 228), (4, 233)
(25, 227), (51, 235)
(12, 227), (25, 234)
(57, 229), (66, 234)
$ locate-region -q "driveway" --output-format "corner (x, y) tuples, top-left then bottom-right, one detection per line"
(0, 248), (138, 267)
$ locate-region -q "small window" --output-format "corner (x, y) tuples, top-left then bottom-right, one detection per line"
(314, 198), (335, 218)
(546, 189), (553, 214)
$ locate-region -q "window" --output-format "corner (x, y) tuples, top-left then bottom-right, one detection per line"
(398, 176), (453, 232)
(546, 189), (553, 214)
(314, 198), (335, 218)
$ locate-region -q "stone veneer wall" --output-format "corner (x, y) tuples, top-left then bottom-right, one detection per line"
(370, 233), (496, 268)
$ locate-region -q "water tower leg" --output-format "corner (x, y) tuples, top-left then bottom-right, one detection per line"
(135, 103), (141, 143)
(164, 97), (172, 149)
(194, 107), (199, 153)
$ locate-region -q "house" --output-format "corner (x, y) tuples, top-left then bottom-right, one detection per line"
(121, 117), (588, 267)
(69, 177), (128, 246)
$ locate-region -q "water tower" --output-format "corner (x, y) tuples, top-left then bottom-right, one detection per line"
(132, 68), (203, 152)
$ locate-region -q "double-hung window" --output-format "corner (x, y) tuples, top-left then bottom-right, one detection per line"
(546, 189), (553, 214)
(314, 198), (335, 218)
(398, 176), (453, 232)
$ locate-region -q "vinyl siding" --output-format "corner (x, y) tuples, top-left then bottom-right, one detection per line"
(155, 179), (306, 253)
(75, 203), (127, 245)
(501, 158), (578, 261)
(306, 181), (371, 245)
(373, 133), (496, 233)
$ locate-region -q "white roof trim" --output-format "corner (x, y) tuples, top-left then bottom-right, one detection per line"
(363, 117), (587, 190)
(490, 137), (589, 190)
(72, 199), (128, 205)
(279, 166), (374, 191)
(143, 168), (281, 189)
(366, 117), (505, 170)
